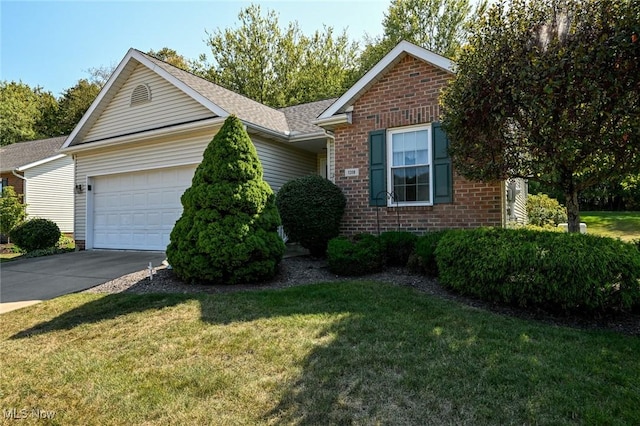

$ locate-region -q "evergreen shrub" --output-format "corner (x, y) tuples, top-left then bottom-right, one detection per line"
(11, 218), (60, 252)
(276, 175), (346, 257)
(166, 115), (285, 284)
(435, 228), (640, 313)
(407, 231), (449, 276)
(379, 231), (417, 266)
(327, 234), (384, 276)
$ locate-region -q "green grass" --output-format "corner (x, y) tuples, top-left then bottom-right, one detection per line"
(581, 211), (640, 241)
(1, 282), (639, 425)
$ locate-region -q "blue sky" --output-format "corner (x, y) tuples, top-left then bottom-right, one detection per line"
(1, 0), (389, 97)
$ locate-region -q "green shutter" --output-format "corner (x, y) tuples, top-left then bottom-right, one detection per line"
(432, 122), (453, 204)
(369, 129), (387, 206)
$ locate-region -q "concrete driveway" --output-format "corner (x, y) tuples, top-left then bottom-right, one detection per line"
(0, 250), (166, 313)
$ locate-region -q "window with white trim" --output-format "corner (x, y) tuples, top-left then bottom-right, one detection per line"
(387, 125), (432, 205)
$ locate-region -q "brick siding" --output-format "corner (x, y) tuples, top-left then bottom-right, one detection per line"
(334, 54), (503, 235)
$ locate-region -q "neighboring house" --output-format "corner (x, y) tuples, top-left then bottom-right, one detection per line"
(0, 136), (74, 234)
(62, 41), (526, 252)
(315, 41), (527, 234)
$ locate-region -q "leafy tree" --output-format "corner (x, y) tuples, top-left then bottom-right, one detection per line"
(166, 115), (285, 284)
(441, 0), (640, 232)
(0, 81), (52, 145)
(147, 47), (190, 70)
(0, 186), (27, 243)
(86, 63), (118, 87)
(357, 0), (487, 75)
(56, 79), (101, 135)
(195, 4), (358, 107)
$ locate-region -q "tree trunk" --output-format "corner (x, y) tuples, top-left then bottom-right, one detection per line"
(565, 190), (581, 233)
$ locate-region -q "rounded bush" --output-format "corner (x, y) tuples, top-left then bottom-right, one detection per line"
(379, 231), (417, 267)
(526, 193), (567, 227)
(276, 175), (346, 257)
(435, 227), (640, 314)
(11, 218), (61, 252)
(327, 234), (384, 276)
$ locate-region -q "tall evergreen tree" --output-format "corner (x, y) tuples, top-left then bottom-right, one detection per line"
(166, 115), (285, 284)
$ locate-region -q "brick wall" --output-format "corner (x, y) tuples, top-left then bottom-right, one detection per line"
(0, 172), (25, 196)
(334, 54), (503, 235)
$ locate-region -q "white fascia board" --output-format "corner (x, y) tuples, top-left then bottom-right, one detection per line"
(63, 49), (138, 149)
(312, 113), (349, 128)
(63, 49), (230, 149)
(317, 40), (455, 121)
(60, 117), (226, 154)
(17, 154), (67, 171)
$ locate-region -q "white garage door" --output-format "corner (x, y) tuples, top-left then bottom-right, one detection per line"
(93, 166), (196, 250)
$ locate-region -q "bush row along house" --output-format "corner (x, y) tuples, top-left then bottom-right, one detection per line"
(10, 40), (526, 251)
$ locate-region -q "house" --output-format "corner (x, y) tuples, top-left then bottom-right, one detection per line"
(62, 41), (526, 252)
(0, 136), (74, 235)
(61, 49), (333, 250)
(315, 40), (527, 234)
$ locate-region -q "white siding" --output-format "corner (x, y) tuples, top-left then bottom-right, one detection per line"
(24, 156), (74, 233)
(506, 178), (528, 224)
(74, 129), (316, 242)
(84, 64), (213, 142)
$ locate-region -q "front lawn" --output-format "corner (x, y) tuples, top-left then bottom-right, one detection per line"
(1, 282), (638, 425)
(581, 211), (640, 241)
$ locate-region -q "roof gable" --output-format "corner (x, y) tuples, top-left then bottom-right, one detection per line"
(0, 136), (68, 172)
(317, 41), (454, 122)
(63, 49), (291, 149)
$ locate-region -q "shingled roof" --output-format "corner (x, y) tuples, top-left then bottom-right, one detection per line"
(0, 136), (68, 173)
(141, 52), (291, 135)
(280, 98), (337, 136)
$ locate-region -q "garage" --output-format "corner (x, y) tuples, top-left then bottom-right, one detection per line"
(91, 166), (196, 250)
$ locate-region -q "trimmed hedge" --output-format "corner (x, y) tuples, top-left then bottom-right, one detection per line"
(526, 193), (567, 227)
(379, 231), (417, 266)
(408, 231), (449, 276)
(11, 218), (61, 252)
(327, 234), (384, 276)
(435, 228), (640, 313)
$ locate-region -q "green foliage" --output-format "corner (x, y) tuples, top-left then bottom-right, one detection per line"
(55, 79), (101, 135)
(11, 218), (61, 252)
(0, 186), (27, 241)
(276, 175), (346, 257)
(357, 0), (487, 75)
(195, 4), (359, 107)
(327, 234), (384, 276)
(436, 228), (640, 313)
(408, 231), (449, 276)
(0, 81), (55, 145)
(147, 47), (190, 70)
(441, 0), (640, 232)
(526, 193), (567, 227)
(379, 231), (418, 266)
(166, 115), (285, 284)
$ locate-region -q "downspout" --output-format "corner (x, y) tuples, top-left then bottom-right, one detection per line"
(11, 170), (26, 181)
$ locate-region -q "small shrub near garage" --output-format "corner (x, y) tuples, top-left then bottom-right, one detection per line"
(435, 227), (640, 314)
(11, 218), (61, 252)
(379, 231), (417, 266)
(276, 175), (346, 257)
(407, 230), (449, 276)
(526, 193), (568, 227)
(327, 234), (384, 276)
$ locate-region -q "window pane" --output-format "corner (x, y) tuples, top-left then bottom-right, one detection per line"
(392, 133), (404, 166)
(393, 168), (406, 186)
(405, 151), (416, 165)
(417, 149), (428, 164)
(404, 131), (416, 152)
(417, 166), (429, 184)
(417, 184), (430, 202)
(405, 167), (416, 184)
(394, 184), (406, 202)
(406, 184), (416, 201)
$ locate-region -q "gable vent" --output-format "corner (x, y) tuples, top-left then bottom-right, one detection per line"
(130, 84), (151, 106)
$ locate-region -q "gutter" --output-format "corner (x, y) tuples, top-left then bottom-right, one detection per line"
(11, 170), (26, 180)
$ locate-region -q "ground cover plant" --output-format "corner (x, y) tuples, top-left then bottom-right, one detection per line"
(581, 211), (640, 242)
(1, 282), (639, 425)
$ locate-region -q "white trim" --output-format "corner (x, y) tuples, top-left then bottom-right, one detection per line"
(386, 123), (433, 207)
(63, 49), (230, 150)
(312, 113), (350, 128)
(17, 154), (67, 171)
(61, 117), (226, 154)
(318, 41), (454, 121)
